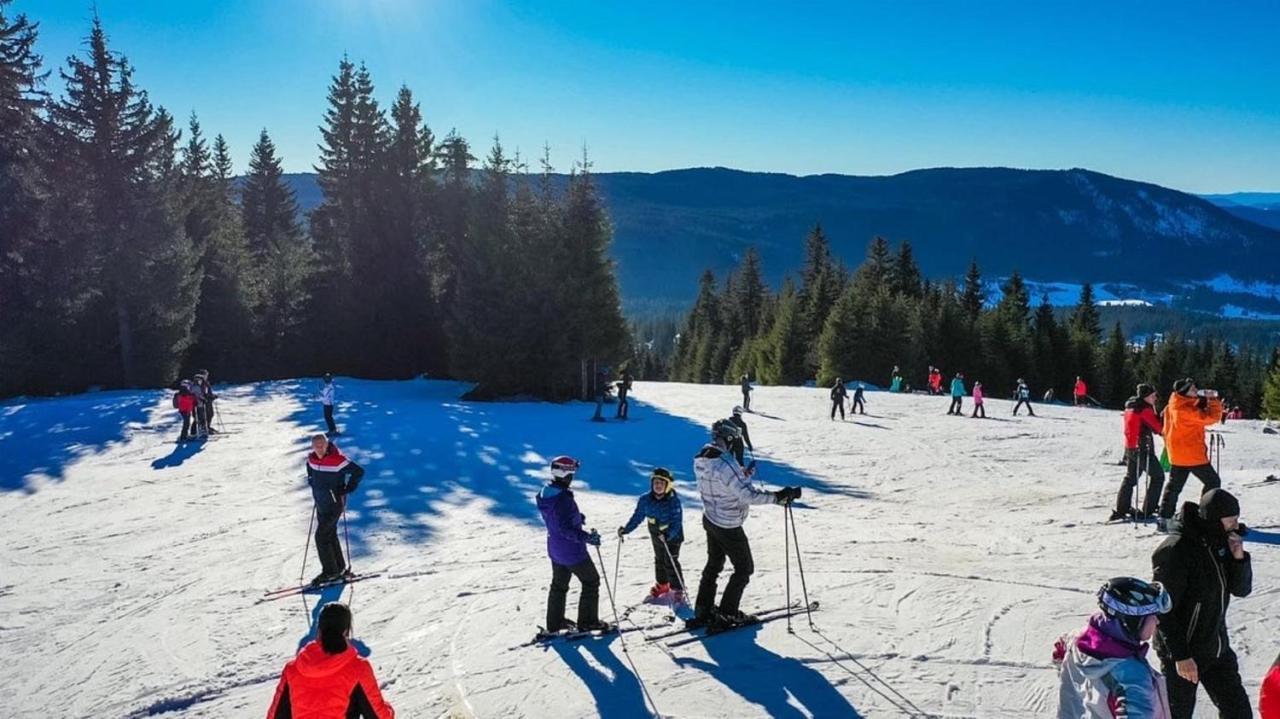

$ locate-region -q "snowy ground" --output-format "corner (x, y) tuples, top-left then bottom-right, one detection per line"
(3, 379), (1279, 718)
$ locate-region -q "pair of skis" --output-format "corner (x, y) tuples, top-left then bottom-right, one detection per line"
(511, 617), (674, 650)
(646, 601), (821, 648)
(258, 572), (381, 603)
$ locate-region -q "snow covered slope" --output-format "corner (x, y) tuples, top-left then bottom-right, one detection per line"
(3, 379), (1279, 718)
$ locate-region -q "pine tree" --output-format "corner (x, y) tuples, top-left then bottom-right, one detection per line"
(733, 247), (768, 339)
(758, 279), (806, 385)
(1261, 349), (1280, 420)
(433, 129), (475, 315)
(961, 258), (985, 321)
(46, 18), (198, 387)
(891, 241), (923, 298)
(1098, 323), (1134, 407)
(1208, 342), (1240, 404)
(671, 270), (721, 383)
(797, 225), (843, 373)
(242, 129), (310, 373)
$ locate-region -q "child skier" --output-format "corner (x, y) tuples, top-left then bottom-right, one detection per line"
(536, 455), (608, 634)
(971, 381), (985, 418)
(173, 380), (198, 442)
(729, 406), (753, 466)
(1075, 376), (1089, 407)
(947, 372), (965, 415)
(1054, 576), (1172, 718)
(851, 382), (866, 414)
(617, 467), (685, 603)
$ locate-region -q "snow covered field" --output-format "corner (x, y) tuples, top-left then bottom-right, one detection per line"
(3, 379), (1279, 718)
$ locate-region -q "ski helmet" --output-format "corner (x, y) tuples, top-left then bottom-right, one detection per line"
(732, 406), (745, 416)
(550, 455), (580, 481)
(650, 467), (674, 496)
(1097, 576), (1171, 638)
(712, 419), (742, 444)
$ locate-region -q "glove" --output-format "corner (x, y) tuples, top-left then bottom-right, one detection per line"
(344, 479), (360, 495)
(585, 529), (601, 546)
(773, 486), (802, 505)
(616, 526), (626, 539)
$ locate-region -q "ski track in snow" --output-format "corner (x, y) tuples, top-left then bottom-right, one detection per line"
(3, 379), (1279, 717)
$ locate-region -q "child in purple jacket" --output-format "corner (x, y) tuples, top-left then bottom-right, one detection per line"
(535, 455), (607, 634)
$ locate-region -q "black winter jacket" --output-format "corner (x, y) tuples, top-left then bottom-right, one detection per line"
(1152, 501), (1252, 662)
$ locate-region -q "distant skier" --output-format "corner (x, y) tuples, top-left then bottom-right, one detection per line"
(536, 455), (608, 634)
(829, 378), (847, 421)
(851, 382), (866, 415)
(173, 380), (198, 443)
(1013, 379), (1036, 416)
(947, 372), (965, 415)
(1110, 383), (1165, 522)
(268, 602), (395, 718)
(1074, 376), (1089, 407)
(616, 370), (634, 420)
(728, 406), (753, 465)
(689, 420), (800, 631)
(1044, 388), (1057, 403)
(617, 467), (685, 603)
(305, 434), (365, 586)
(740, 374), (753, 412)
(188, 374), (209, 437)
(195, 370), (217, 434)
(970, 381), (986, 418)
(1053, 576), (1172, 718)
(321, 373), (338, 436)
(1156, 378), (1224, 527)
(928, 367), (943, 396)
(889, 366), (903, 393)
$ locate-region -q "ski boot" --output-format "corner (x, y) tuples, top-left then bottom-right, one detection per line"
(648, 582), (671, 599)
(578, 620), (615, 634)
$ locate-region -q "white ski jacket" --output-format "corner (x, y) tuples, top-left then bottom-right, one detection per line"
(320, 383), (335, 406)
(694, 445), (775, 529)
(1056, 633), (1170, 719)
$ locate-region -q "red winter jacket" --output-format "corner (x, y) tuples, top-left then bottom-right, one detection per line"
(175, 391), (197, 415)
(1262, 658), (1280, 719)
(1074, 379), (1088, 397)
(268, 641), (394, 719)
(1123, 399), (1162, 450)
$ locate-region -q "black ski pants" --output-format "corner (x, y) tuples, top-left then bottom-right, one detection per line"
(696, 515), (755, 618)
(971, 403), (985, 418)
(947, 396), (963, 414)
(323, 404), (336, 434)
(1115, 446), (1165, 516)
(1159, 463), (1221, 519)
(315, 508), (346, 576)
(1013, 399), (1035, 416)
(852, 397), (864, 414)
(650, 531), (684, 590)
(547, 558), (600, 631)
(1161, 649), (1252, 719)
(617, 391), (629, 418)
(179, 412), (192, 440)
(831, 398), (844, 420)
(742, 390), (751, 411)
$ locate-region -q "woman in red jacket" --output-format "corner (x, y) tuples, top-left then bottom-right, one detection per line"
(268, 603), (394, 718)
(1263, 652), (1280, 719)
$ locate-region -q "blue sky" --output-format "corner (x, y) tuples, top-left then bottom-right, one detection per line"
(25, 1), (1280, 192)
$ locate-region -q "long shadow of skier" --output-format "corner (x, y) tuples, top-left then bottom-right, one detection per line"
(676, 624), (863, 717)
(150, 439), (206, 469)
(296, 583), (371, 657)
(552, 636), (652, 719)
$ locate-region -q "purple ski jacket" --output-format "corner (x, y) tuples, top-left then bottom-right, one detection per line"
(536, 482), (591, 566)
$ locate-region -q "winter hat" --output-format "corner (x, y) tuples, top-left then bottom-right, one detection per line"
(1199, 488), (1240, 523)
(1173, 377), (1196, 395)
(1136, 383), (1156, 399)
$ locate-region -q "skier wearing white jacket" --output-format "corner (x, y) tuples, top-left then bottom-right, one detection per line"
(1055, 576), (1173, 719)
(320, 373), (338, 436)
(689, 419), (801, 632)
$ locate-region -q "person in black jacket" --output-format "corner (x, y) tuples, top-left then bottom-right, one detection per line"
(616, 371), (633, 419)
(851, 382), (866, 415)
(728, 406), (753, 466)
(306, 434), (366, 586)
(1151, 488), (1253, 719)
(830, 378), (847, 421)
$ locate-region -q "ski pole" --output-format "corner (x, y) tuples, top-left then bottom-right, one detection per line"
(785, 497), (793, 633)
(787, 503), (815, 629)
(612, 535), (622, 601)
(656, 533), (688, 611)
(300, 505), (316, 587)
(593, 543), (662, 718)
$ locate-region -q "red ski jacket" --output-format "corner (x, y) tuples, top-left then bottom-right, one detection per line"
(268, 641), (394, 719)
(175, 392), (197, 415)
(1122, 400), (1162, 450)
(1074, 380), (1088, 397)
(1262, 658), (1280, 719)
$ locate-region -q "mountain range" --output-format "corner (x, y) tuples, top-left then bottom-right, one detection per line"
(269, 168), (1280, 317)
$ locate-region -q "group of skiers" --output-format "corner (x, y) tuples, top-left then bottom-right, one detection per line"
(171, 369), (218, 442)
(828, 379), (866, 420)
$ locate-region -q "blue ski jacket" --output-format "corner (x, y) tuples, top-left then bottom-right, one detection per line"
(621, 492), (684, 542)
(950, 377), (965, 397)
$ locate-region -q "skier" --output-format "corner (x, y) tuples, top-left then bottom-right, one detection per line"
(188, 374), (209, 437)
(305, 434), (365, 586)
(689, 420), (800, 631)
(740, 374), (753, 412)
(947, 372), (965, 415)
(1054, 576), (1172, 718)
(889, 366), (903, 393)
(616, 370), (633, 420)
(1156, 378), (1224, 528)
(1151, 488), (1252, 719)
(617, 467), (685, 603)
(971, 381), (985, 419)
(195, 370), (217, 434)
(1110, 383), (1165, 522)
(851, 382), (866, 415)
(928, 367), (943, 396)
(1262, 652), (1280, 719)
(1013, 378), (1036, 416)
(173, 380), (198, 443)
(536, 455), (608, 634)
(829, 378), (847, 421)
(267, 602), (395, 719)
(728, 406), (753, 466)
(321, 373), (338, 436)
(1074, 376), (1089, 407)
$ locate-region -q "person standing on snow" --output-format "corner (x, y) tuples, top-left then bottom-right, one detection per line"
(830, 378), (847, 421)
(1013, 379), (1037, 416)
(1261, 652), (1280, 719)
(928, 366), (943, 396)
(320, 373), (338, 436)
(971, 381), (986, 418)
(1074, 376), (1089, 407)
(947, 372), (966, 415)
(728, 406), (753, 466)
(616, 370), (634, 420)
(195, 370), (217, 434)
(852, 382), (866, 415)
(268, 602), (395, 718)
(890, 366), (903, 393)
(306, 434), (365, 586)
(740, 374), (753, 412)
(1156, 378), (1225, 527)
(536, 455), (608, 634)
(689, 420), (800, 631)
(1054, 576), (1173, 718)
(173, 380), (198, 443)
(188, 374), (209, 437)
(617, 467), (685, 603)
(1110, 383), (1166, 522)
(1152, 488), (1253, 719)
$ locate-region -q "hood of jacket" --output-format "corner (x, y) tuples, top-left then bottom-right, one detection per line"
(292, 641), (358, 680)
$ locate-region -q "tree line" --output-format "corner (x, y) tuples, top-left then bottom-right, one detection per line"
(0, 6), (626, 400)
(667, 226), (1280, 417)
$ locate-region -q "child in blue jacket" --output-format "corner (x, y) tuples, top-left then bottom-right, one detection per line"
(617, 467), (685, 602)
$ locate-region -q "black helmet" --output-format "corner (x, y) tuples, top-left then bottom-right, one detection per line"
(712, 419), (742, 444)
(1097, 576), (1171, 638)
(650, 467), (675, 496)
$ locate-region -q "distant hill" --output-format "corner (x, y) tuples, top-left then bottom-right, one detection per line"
(270, 167), (1280, 314)
(1200, 193), (1280, 232)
